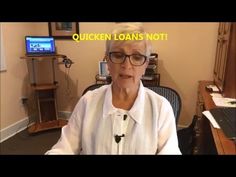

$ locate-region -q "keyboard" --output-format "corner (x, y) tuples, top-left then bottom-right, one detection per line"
(210, 107), (236, 140)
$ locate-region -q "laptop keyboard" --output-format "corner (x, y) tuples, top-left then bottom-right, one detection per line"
(210, 107), (236, 140)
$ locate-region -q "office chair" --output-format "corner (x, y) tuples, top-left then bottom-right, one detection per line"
(82, 83), (105, 96)
(146, 86), (181, 124)
(147, 86), (198, 154)
(177, 115), (198, 154)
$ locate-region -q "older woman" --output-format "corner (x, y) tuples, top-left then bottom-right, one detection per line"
(46, 23), (181, 154)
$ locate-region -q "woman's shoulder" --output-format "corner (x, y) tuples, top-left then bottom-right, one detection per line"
(82, 84), (109, 100)
(72, 84), (109, 115)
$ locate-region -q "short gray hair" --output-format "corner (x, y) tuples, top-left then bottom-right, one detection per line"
(105, 23), (153, 57)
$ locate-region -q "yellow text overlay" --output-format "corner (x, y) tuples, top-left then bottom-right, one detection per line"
(72, 33), (168, 42)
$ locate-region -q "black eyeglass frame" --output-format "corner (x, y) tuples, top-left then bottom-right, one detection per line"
(108, 52), (148, 66)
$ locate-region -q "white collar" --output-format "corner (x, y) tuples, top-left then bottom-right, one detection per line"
(102, 81), (145, 124)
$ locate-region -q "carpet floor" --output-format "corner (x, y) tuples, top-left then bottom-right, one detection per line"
(0, 128), (61, 155)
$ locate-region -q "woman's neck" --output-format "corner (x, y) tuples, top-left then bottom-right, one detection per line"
(111, 84), (139, 110)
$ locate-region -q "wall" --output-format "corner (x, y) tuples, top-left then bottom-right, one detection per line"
(0, 22), (218, 135)
(55, 23), (115, 112)
(144, 23), (218, 126)
(0, 23), (47, 131)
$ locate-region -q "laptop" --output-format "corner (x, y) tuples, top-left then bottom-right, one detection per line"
(25, 36), (56, 56)
(210, 107), (236, 141)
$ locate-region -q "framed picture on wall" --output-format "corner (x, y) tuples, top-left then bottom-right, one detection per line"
(48, 22), (79, 39)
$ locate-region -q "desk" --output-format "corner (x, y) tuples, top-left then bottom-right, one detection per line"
(196, 81), (236, 154)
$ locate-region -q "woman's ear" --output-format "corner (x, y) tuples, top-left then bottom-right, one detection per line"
(107, 60), (111, 73)
(144, 59), (149, 68)
(103, 55), (107, 61)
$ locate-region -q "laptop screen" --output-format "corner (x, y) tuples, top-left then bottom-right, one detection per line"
(25, 36), (56, 55)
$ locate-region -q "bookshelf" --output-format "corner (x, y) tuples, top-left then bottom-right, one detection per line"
(141, 53), (160, 86)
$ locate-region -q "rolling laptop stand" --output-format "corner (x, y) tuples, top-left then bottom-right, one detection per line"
(21, 54), (68, 134)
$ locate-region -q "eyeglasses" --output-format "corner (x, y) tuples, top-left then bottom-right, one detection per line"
(108, 52), (148, 66)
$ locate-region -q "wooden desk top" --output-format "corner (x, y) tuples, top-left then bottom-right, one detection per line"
(20, 54), (66, 60)
(31, 84), (58, 90)
(199, 81), (236, 154)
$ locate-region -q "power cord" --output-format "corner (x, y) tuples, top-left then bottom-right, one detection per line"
(64, 66), (71, 96)
(62, 57), (73, 68)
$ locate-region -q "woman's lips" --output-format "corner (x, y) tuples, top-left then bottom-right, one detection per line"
(119, 74), (132, 79)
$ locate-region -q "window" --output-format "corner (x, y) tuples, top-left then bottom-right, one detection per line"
(0, 23), (6, 71)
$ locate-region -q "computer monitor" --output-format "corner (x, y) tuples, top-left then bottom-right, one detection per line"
(99, 61), (109, 76)
(25, 36), (56, 56)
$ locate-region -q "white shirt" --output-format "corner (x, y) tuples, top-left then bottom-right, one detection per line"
(46, 82), (181, 155)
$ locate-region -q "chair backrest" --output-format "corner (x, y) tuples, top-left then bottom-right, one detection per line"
(146, 86), (181, 124)
(82, 83), (105, 96)
(82, 84), (181, 124)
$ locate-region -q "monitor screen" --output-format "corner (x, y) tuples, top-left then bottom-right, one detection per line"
(25, 36), (56, 55)
(99, 61), (109, 76)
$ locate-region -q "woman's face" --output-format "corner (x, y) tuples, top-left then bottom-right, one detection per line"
(107, 41), (149, 89)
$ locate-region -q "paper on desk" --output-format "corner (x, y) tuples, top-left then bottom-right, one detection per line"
(212, 97), (236, 107)
(207, 85), (219, 92)
(210, 93), (223, 98)
(202, 111), (220, 129)
(211, 85), (219, 92)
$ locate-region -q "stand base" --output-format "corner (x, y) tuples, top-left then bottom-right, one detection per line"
(28, 119), (68, 134)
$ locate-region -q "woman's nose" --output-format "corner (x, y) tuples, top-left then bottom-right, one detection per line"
(121, 56), (132, 68)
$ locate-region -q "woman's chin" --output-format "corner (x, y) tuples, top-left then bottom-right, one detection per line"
(115, 79), (138, 89)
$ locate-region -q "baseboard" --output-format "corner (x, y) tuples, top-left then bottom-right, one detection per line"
(0, 111), (70, 143)
(177, 124), (188, 130)
(0, 117), (29, 143)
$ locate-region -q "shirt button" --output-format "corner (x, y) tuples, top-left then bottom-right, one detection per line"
(123, 114), (127, 121)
